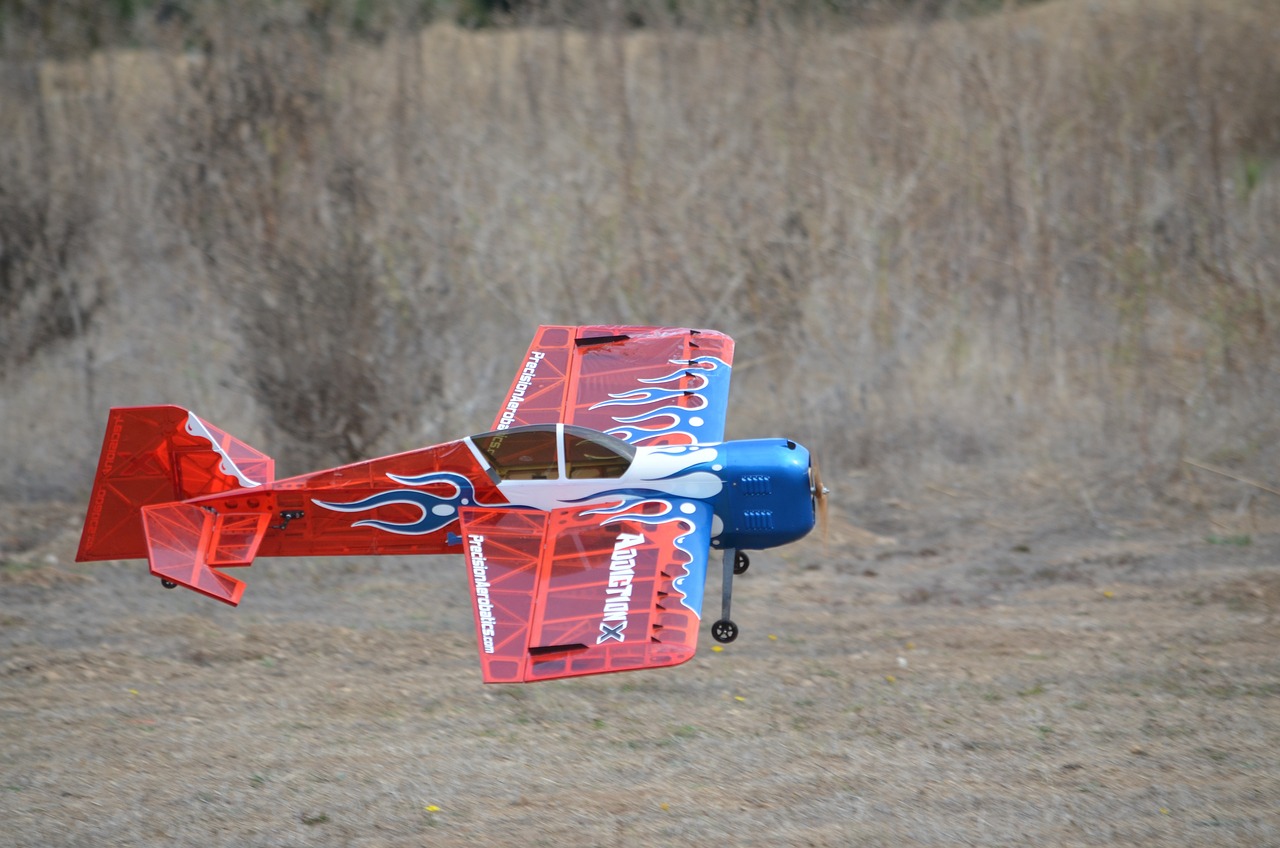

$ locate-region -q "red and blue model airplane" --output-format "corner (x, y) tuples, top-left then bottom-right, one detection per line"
(76, 326), (827, 682)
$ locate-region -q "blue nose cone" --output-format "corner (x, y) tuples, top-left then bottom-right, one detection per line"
(713, 439), (816, 551)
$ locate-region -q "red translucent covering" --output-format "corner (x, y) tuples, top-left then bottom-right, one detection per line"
(460, 502), (709, 683)
(139, 503), (269, 605)
(491, 326), (735, 444)
(77, 406), (274, 562)
(72, 328), (736, 684)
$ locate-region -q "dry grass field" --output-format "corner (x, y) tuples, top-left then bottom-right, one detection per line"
(1, 1), (1278, 844)
(2, 473), (1278, 846)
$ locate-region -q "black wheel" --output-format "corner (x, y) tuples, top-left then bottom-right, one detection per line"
(160, 579), (177, 589)
(733, 550), (750, 575)
(711, 619), (739, 643)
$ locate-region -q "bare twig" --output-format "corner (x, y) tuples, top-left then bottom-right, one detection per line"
(1183, 459), (1280, 499)
(1079, 485), (1108, 531)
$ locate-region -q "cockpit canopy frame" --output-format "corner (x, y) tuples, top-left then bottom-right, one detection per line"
(468, 424), (637, 483)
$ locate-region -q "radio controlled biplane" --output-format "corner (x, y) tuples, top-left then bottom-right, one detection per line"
(77, 326), (827, 682)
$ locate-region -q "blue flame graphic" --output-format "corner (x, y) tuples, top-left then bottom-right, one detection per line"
(589, 356), (731, 444)
(312, 471), (475, 535)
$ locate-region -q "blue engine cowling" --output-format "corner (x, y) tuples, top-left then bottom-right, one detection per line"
(712, 438), (816, 551)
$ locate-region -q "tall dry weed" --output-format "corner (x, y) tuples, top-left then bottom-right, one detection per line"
(0, 0), (1276, 500)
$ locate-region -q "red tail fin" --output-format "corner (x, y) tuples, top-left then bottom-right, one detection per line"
(76, 406), (274, 562)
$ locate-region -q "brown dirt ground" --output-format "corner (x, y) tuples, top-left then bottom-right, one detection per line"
(2, 472), (1278, 847)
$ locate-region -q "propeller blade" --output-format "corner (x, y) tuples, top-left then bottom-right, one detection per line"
(811, 458), (830, 545)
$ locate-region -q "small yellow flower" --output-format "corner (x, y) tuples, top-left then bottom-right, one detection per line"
(768, 634), (778, 641)
(128, 689), (139, 695)
(659, 802), (670, 811)
(1102, 590), (1114, 599)
(734, 695), (746, 702)
(884, 675), (896, 683)
(711, 645), (724, 653)
(424, 805), (441, 813)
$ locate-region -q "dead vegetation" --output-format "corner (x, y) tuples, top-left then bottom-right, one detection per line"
(1, 487), (1278, 846)
(1, 0), (1277, 497)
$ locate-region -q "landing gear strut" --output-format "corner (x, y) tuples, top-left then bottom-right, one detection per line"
(712, 547), (747, 643)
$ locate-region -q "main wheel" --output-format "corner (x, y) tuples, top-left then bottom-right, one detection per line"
(733, 550), (750, 575)
(711, 619), (739, 643)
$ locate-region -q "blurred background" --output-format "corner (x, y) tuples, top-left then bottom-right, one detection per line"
(2, 0), (1277, 511)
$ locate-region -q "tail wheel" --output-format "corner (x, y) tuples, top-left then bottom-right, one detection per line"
(733, 550), (750, 575)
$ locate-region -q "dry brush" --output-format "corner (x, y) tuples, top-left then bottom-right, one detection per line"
(0, 0), (1276, 502)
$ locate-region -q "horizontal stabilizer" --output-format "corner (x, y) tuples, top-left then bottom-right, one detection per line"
(140, 503), (270, 605)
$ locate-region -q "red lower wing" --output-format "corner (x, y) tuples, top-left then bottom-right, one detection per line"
(459, 500), (712, 683)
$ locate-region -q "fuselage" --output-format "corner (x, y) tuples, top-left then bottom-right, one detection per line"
(189, 424), (817, 559)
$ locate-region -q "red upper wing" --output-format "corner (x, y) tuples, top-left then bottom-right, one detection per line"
(459, 499), (713, 683)
(491, 326), (735, 446)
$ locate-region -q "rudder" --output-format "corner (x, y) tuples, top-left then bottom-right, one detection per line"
(76, 406), (274, 562)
